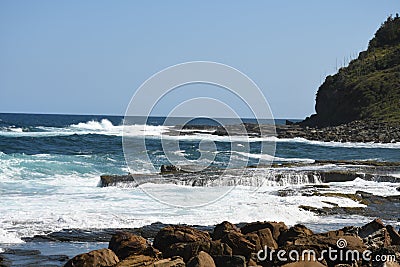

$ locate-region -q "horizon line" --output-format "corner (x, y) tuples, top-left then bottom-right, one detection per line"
(0, 111), (304, 121)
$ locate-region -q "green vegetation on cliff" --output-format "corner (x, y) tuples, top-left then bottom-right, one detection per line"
(303, 15), (400, 127)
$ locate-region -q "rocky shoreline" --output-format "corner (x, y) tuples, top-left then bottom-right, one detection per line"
(178, 120), (400, 143)
(99, 161), (400, 189)
(279, 120), (400, 143)
(2, 219), (398, 267)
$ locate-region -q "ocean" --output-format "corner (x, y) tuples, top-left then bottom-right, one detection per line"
(0, 113), (399, 260)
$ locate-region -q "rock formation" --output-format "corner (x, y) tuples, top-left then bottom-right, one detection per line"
(302, 15), (400, 127)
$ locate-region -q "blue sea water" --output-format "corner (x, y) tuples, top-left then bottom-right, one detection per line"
(0, 113), (399, 260)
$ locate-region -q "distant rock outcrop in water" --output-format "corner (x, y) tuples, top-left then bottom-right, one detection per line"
(302, 15), (400, 127)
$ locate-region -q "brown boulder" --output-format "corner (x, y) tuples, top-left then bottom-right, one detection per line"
(64, 248), (119, 267)
(294, 230), (366, 251)
(386, 225), (400, 245)
(153, 256), (185, 267)
(109, 232), (154, 260)
(363, 227), (391, 249)
(358, 218), (385, 238)
(115, 254), (155, 267)
(163, 240), (232, 262)
(247, 258), (258, 266)
(213, 221), (240, 240)
(278, 224), (314, 246)
(187, 251), (216, 267)
(154, 226), (211, 252)
(385, 262), (400, 267)
(292, 231), (366, 266)
(240, 221), (288, 241)
(265, 244), (326, 267)
(212, 255), (246, 267)
(245, 228), (278, 251)
(221, 231), (256, 257)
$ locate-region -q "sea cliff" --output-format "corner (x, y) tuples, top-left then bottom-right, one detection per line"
(302, 15), (400, 127)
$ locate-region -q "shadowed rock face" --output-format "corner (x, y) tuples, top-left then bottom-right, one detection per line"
(153, 225), (211, 253)
(186, 251), (216, 267)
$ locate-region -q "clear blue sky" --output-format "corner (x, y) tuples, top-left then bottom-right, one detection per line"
(0, 1), (398, 119)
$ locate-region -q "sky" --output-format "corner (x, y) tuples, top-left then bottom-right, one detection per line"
(0, 1), (398, 119)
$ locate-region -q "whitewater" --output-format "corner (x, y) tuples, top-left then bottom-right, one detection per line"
(0, 113), (399, 250)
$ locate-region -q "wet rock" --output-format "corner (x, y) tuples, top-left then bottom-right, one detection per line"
(153, 225), (211, 252)
(0, 248), (69, 267)
(187, 251), (216, 267)
(2, 249), (41, 256)
(300, 192), (400, 221)
(278, 224), (314, 246)
(221, 231), (256, 257)
(212, 221), (240, 240)
(0, 255), (9, 267)
(100, 174), (136, 187)
(25, 222), (173, 243)
(64, 248), (119, 267)
(240, 221), (288, 241)
(319, 171), (360, 183)
(160, 165), (182, 173)
(109, 232), (158, 260)
(212, 255), (246, 267)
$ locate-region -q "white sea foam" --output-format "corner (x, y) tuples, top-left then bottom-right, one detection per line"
(3, 152), (396, 242)
(276, 137), (400, 149)
(0, 175), (396, 242)
(0, 119), (171, 138)
(1, 120), (399, 150)
(0, 229), (24, 244)
(328, 177), (400, 197)
(70, 119), (114, 130)
(9, 127), (23, 132)
(233, 151), (315, 163)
